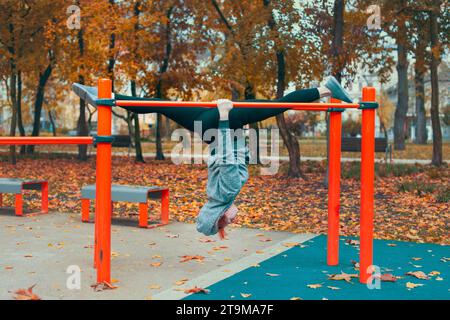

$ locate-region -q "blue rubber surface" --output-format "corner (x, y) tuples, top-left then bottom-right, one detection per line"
(185, 235), (450, 300)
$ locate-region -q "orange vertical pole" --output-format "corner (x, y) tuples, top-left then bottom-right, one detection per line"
(138, 203), (148, 228)
(15, 194), (23, 216)
(360, 87), (376, 284)
(161, 190), (169, 225)
(81, 199), (90, 222)
(95, 78), (113, 283)
(41, 182), (48, 213)
(327, 98), (342, 266)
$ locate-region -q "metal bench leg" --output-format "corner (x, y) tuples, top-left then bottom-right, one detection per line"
(81, 199), (90, 222)
(161, 190), (169, 225)
(139, 203), (148, 228)
(15, 194), (23, 216)
(41, 182), (49, 213)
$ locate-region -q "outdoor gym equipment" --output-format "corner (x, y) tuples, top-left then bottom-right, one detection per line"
(0, 178), (48, 216)
(0, 78), (378, 285)
(81, 184), (169, 228)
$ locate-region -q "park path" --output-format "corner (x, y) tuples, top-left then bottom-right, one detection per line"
(0, 210), (313, 300)
(31, 149), (449, 165)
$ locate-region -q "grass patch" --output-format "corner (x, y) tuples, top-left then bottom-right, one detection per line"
(436, 187), (450, 203)
(341, 162), (424, 179)
(396, 181), (436, 195)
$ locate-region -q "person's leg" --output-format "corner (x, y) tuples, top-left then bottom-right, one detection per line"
(118, 78), (351, 135)
(227, 88), (320, 129)
(121, 88), (320, 134)
(196, 101), (245, 237)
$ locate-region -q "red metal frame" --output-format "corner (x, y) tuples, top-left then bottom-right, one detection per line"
(95, 78), (113, 283)
(0, 78), (376, 287)
(0, 137), (93, 145)
(81, 189), (169, 229)
(0, 181), (48, 216)
(115, 100), (360, 110)
(360, 87), (376, 284)
(327, 98), (342, 266)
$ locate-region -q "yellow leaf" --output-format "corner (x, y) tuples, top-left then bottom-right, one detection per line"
(406, 282), (424, 289)
(149, 284), (161, 290)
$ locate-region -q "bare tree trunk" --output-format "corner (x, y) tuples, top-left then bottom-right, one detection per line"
(263, 0), (303, 177)
(429, 10), (442, 166)
(325, 0), (345, 186)
(16, 71), (26, 154)
(414, 65), (427, 144)
(244, 82), (262, 164)
(77, 77), (89, 161)
(155, 114), (165, 160)
(394, 2), (409, 150)
(77, 22), (88, 161)
(9, 69), (17, 165)
(331, 0), (344, 83)
(153, 6), (174, 161)
(48, 110), (57, 137)
(26, 62), (52, 154)
(274, 51), (302, 178)
(130, 80), (145, 163)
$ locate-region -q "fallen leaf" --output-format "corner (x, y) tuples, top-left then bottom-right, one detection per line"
(174, 279), (189, 286)
(378, 274), (398, 282)
(185, 287), (210, 294)
(150, 262), (162, 267)
(307, 284), (322, 289)
(327, 286), (340, 290)
(180, 255), (204, 263)
(387, 243), (397, 247)
(283, 242), (300, 248)
(345, 239), (359, 246)
(405, 271), (429, 280)
(91, 281), (118, 292)
(149, 284), (161, 290)
(13, 285), (41, 300)
(406, 282), (424, 289)
(328, 272), (358, 283)
(240, 293), (252, 298)
(266, 273), (280, 277)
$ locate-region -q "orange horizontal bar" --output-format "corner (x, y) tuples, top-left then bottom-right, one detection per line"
(115, 100), (359, 110)
(0, 137), (93, 145)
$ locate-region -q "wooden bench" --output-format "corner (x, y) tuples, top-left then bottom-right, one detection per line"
(341, 137), (392, 162)
(0, 178), (48, 216)
(81, 184), (169, 228)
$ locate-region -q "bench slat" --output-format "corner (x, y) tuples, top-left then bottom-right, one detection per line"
(81, 184), (167, 203)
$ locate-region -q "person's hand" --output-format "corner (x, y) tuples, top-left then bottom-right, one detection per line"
(217, 99), (233, 121)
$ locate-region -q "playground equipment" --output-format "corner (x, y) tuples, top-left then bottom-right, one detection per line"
(0, 178), (48, 216)
(0, 78), (378, 285)
(81, 184), (169, 228)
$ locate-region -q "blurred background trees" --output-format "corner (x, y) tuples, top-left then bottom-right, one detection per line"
(0, 0), (448, 171)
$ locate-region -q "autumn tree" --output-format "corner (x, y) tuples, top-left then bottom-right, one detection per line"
(0, 1), (64, 161)
(126, 0), (210, 161)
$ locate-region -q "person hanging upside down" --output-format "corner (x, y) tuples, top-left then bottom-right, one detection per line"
(74, 76), (353, 238)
